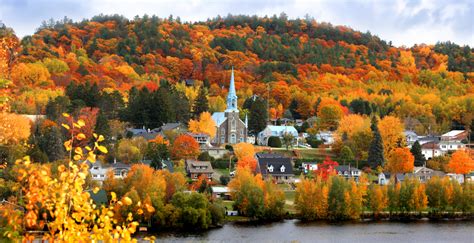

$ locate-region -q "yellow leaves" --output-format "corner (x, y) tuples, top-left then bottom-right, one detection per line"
(62, 113), (70, 118)
(98, 135), (105, 142)
(64, 140), (72, 151)
(76, 133), (86, 140)
(97, 145), (108, 154)
(77, 119), (85, 128)
(123, 197), (133, 206)
(25, 211), (37, 227)
(61, 123), (70, 130)
(74, 147), (83, 155)
(73, 154), (82, 161)
(87, 151), (96, 163)
(93, 187), (100, 194)
(111, 192), (117, 201)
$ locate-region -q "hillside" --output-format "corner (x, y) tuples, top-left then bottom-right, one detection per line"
(0, 14), (473, 133)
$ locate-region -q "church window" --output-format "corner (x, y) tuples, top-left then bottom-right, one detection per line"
(230, 133), (236, 144)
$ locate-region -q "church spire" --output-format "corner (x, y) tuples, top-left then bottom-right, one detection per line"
(226, 67), (238, 112)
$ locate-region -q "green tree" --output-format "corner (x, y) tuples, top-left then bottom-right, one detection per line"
(243, 96), (268, 134)
(38, 125), (65, 162)
(367, 116), (384, 168)
(267, 136), (282, 148)
(95, 111), (111, 143)
(282, 133), (294, 150)
(193, 86), (209, 118)
(410, 141), (426, 167)
(339, 145), (354, 164)
(328, 176), (349, 220)
(146, 143), (170, 169)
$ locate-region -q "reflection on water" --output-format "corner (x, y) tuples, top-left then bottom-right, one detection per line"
(145, 220), (474, 243)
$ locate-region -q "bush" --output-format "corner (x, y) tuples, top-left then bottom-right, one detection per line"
(198, 151), (214, 162)
(211, 159), (231, 169)
(306, 137), (323, 148)
(220, 175), (230, 185)
(267, 136), (282, 148)
(225, 144), (233, 151)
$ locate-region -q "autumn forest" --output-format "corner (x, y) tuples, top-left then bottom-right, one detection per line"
(0, 13), (473, 241)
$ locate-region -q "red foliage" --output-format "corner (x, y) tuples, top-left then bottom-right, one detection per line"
(315, 156), (339, 180)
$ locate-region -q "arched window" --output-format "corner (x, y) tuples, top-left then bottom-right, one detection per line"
(231, 119), (236, 130)
(230, 133), (236, 144)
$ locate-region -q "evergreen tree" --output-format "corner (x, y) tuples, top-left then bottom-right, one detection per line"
(146, 143), (169, 170)
(95, 111), (111, 143)
(289, 99), (301, 119)
(367, 116), (384, 168)
(410, 141), (426, 167)
(45, 95), (71, 122)
(193, 87), (209, 118)
(243, 96), (268, 134)
(38, 126), (65, 162)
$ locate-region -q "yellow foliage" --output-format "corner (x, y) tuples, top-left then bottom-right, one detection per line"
(0, 112), (31, 145)
(188, 111), (216, 138)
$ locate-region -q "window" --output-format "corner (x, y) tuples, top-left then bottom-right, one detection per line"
(280, 165), (286, 172)
(93, 166), (99, 170)
(93, 174), (98, 178)
(230, 133), (236, 144)
(268, 165), (274, 172)
(231, 119), (236, 130)
(240, 130), (244, 135)
(221, 129), (225, 135)
(240, 137), (244, 142)
(221, 136), (225, 144)
(193, 174), (197, 178)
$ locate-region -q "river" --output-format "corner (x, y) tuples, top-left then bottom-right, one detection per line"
(149, 220), (474, 243)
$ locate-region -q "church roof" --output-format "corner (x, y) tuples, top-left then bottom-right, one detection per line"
(212, 112), (227, 126)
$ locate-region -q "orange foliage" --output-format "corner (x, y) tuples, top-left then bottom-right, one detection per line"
(447, 150), (474, 175)
(188, 112), (216, 138)
(385, 148), (414, 174)
(0, 112), (31, 145)
(170, 134), (200, 159)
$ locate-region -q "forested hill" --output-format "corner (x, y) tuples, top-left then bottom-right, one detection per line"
(4, 14), (473, 89)
(0, 14), (473, 134)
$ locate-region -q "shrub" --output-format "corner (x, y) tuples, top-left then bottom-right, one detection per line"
(267, 136), (282, 148)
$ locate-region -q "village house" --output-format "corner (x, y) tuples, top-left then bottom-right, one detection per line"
(404, 130), (419, 147)
(413, 166), (445, 183)
(189, 132), (211, 148)
(301, 161), (318, 174)
(336, 165), (361, 181)
(88, 160), (131, 184)
(377, 172), (406, 185)
(257, 125), (298, 146)
(256, 153), (294, 183)
(185, 160), (214, 181)
(211, 68), (248, 146)
(421, 141), (443, 160)
(211, 186), (231, 200)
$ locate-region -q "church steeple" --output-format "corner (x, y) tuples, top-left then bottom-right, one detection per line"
(226, 67), (238, 112)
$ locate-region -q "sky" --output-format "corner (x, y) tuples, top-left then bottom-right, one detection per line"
(0, 0), (472, 47)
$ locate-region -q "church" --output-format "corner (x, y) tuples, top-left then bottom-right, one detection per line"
(211, 68), (248, 146)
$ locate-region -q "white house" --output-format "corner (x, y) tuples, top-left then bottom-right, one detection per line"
(404, 130), (419, 147)
(257, 125), (298, 146)
(301, 162), (318, 174)
(447, 173), (464, 184)
(441, 130), (468, 142)
(438, 141), (466, 152)
(421, 142), (444, 160)
(88, 160), (131, 184)
(336, 165), (361, 181)
(315, 131), (334, 145)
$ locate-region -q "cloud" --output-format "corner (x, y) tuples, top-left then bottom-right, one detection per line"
(0, 0), (472, 46)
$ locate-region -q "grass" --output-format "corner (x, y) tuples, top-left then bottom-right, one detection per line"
(222, 200), (234, 210)
(215, 168), (230, 177)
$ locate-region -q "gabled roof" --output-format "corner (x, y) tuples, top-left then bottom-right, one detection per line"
(257, 154), (294, 176)
(336, 165), (360, 173)
(212, 112), (227, 126)
(186, 160), (214, 174)
(262, 125), (298, 135)
(404, 130), (418, 137)
(160, 123), (181, 131)
(441, 130), (466, 137)
(421, 142), (440, 150)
